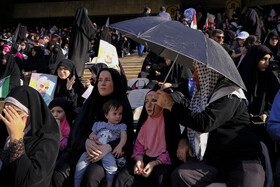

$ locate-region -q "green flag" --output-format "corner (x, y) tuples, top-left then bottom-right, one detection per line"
(0, 76), (10, 98)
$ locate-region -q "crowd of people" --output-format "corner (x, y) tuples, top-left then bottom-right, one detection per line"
(0, 4), (280, 187)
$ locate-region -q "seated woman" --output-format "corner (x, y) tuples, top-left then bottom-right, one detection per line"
(0, 86), (60, 187)
(264, 30), (280, 62)
(114, 90), (181, 187)
(52, 68), (133, 187)
(154, 63), (265, 187)
(54, 59), (85, 108)
(238, 45), (279, 122)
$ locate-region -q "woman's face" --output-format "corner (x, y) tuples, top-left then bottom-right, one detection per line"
(57, 65), (70, 79)
(91, 72), (97, 84)
(238, 38), (246, 47)
(269, 36), (279, 46)
(31, 49), (37, 57)
(5, 103), (29, 126)
(50, 106), (65, 122)
(258, 54), (271, 71)
(98, 70), (114, 96)
(145, 95), (162, 117)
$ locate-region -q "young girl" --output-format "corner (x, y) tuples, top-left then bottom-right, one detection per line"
(114, 90), (181, 187)
(49, 98), (71, 152)
(74, 99), (127, 187)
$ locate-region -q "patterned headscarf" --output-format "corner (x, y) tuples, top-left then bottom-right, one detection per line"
(187, 62), (220, 160)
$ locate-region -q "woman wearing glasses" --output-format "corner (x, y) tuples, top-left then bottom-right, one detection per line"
(264, 30), (280, 62)
(54, 59), (85, 108)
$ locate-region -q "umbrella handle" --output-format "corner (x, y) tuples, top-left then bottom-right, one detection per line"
(152, 54), (179, 103)
(160, 54), (179, 90)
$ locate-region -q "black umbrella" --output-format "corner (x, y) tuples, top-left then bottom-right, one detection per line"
(110, 16), (246, 90)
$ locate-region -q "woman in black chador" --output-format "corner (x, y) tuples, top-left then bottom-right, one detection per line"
(54, 59), (85, 108)
(52, 68), (133, 187)
(238, 44), (279, 119)
(264, 30), (280, 62)
(0, 86), (60, 187)
(0, 51), (20, 92)
(47, 41), (65, 75)
(68, 7), (97, 77)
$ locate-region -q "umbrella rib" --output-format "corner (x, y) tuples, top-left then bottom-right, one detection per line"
(137, 20), (170, 38)
(141, 37), (204, 64)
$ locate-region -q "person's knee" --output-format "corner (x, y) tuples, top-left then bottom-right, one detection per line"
(106, 165), (118, 174)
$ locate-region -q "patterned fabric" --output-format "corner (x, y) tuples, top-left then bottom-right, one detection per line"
(9, 138), (25, 162)
(187, 62), (220, 160)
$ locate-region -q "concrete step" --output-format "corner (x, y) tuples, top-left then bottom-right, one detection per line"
(82, 53), (146, 81)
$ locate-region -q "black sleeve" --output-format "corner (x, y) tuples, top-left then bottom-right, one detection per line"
(171, 95), (241, 133)
(66, 89), (78, 108)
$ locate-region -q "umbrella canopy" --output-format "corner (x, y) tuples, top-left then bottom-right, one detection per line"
(110, 16), (246, 90)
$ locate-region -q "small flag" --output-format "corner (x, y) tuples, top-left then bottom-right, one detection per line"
(205, 13), (215, 29)
(191, 10), (197, 30)
(0, 76), (10, 98)
(184, 8), (197, 30)
(270, 8), (277, 17)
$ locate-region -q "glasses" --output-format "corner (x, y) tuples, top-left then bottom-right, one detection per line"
(57, 67), (69, 72)
(271, 37), (279, 41)
(215, 36), (224, 39)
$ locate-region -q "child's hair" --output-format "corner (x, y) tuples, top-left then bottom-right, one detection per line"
(102, 99), (123, 115)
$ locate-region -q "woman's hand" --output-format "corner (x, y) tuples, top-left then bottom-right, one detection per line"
(85, 138), (102, 159)
(157, 82), (172, 89)
(260, 114), (267, 122)
(85, 79), (91, 88)
(66, 75), (76, 90)
(134, 160), (144, 175)
(85, 139), (112, 163)
(89, 132), (101, 144)
(153, 90), (175, 111)
(0, 105), (28, 141)
(177, 138), (193, 163)
(22, 71), (29, 76)
(142, 161), (156, 178)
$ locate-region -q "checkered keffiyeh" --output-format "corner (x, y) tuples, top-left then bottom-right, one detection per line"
(187, 63), (220, 160)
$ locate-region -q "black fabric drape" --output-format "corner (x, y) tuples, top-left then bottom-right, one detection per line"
(0, 53), (20, 91)
(68, 7), (97, 77)
(243, 8), (261, 39)
(47, 41), (65, 75)
(0, 86), (60, 187)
